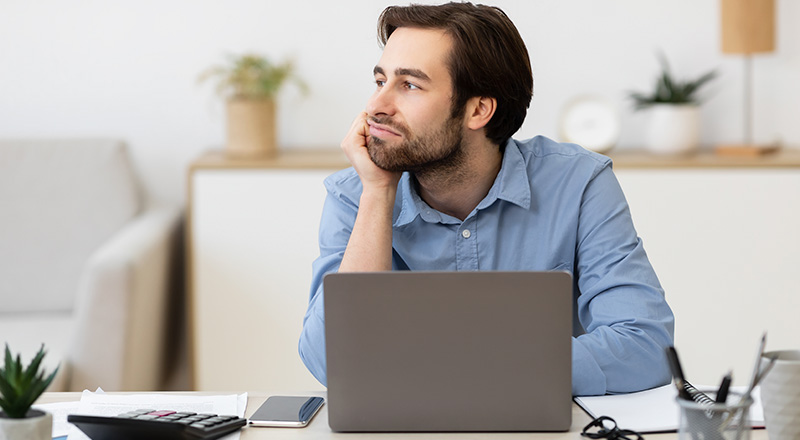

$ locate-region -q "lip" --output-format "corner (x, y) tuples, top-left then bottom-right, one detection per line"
(367, 119), (402, 138)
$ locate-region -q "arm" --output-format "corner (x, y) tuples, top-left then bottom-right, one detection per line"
(571, 164), (675, 396)
(339, 112), (401, 272)
(299, 113), (401, 385)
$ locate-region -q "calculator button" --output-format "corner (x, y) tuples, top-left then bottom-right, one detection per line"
(116, 413), (138, 418)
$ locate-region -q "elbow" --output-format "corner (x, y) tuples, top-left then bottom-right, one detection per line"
(298, 336), (328, 387)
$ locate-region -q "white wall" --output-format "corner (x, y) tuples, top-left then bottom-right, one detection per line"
(1, 0), (799, 205)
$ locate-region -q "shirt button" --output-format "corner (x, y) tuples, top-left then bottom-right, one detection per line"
(461, 229), (471, 239)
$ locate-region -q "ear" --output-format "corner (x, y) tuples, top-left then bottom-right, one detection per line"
(465, 96), (497, 131)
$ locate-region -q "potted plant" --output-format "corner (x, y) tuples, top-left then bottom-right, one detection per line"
(629, 53), (717, 155)
(199, 53), (307, 159)
(0, 344), (59, 440)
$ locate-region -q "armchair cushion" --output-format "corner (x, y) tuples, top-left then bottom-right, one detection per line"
(0, 139), (140, 313)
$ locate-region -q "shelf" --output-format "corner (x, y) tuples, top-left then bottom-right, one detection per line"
(190, 148), (349, 170)
(190, 147), (800, 171)
(608, 148), (800, 169)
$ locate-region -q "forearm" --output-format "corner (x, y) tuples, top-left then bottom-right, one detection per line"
(339, 185), (397, 272)
(572, 317), (673, 396)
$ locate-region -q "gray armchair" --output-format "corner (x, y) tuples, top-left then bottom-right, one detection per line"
(0, 139), (183, 391)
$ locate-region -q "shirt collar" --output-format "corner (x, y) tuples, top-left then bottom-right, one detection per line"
(476, 139), (531, 211)
(392, 139), (531, 227)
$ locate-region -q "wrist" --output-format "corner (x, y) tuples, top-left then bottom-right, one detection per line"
(360, 181), (399, 206)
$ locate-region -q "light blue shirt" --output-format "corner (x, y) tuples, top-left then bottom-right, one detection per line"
(299, 136), (675, 396)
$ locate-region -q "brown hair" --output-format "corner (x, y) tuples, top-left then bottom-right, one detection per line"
(378, 2), (533, 146)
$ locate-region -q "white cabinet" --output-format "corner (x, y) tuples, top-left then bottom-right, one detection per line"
(188, 148), (800, 390)
(616, 165), (800, 384)
(188, 150), (348, 391)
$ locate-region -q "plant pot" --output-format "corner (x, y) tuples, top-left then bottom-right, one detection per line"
(644, 104), (700, 155)
(226, 97), (277, 159)
(0, 410), (52, 440)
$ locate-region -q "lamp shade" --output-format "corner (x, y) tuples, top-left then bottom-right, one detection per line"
(721, 0), (775, 54)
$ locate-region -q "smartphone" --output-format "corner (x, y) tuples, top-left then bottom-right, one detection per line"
(248, 395), (325, 427)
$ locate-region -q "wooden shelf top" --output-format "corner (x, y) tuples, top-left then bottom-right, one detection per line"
(190, 148), (350, 171)
(190, 147), (800, 171)
(608, 148), (800, 169)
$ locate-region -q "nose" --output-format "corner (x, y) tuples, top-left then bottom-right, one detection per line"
(366, 84), (396, 118)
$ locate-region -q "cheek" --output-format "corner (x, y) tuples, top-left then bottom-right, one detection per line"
(406, 97), (453, 128)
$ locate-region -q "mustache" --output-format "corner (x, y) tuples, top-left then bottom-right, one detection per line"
(368, 115), (410, 136)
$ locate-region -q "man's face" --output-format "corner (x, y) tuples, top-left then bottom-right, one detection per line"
(366, 27), (465, 173)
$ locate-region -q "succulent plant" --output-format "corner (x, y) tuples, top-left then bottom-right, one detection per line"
(0, 344), (59, 418)
(629, 52), (717, 110)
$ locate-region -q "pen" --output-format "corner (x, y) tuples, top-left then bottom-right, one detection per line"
(666, 346), (692, 400)
(742, 332), (767, 401)
(715, 371), (732, 403)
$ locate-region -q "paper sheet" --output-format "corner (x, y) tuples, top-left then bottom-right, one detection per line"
(35, 390), (247, 440)
(574, 384), (764, 433)
(32, 401), (79, 438)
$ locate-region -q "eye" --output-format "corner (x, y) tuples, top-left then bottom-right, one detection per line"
(375, 79), (386, 88)
(404, 82), (420, 91)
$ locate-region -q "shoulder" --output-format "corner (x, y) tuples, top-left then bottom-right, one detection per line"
(513, 135), (611, 179)
(323, 167), (363, 206)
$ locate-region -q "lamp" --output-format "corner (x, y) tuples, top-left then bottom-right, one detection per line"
(716, 0), (778, 156)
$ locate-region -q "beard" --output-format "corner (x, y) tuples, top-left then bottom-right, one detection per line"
(366, 113), (465, 175)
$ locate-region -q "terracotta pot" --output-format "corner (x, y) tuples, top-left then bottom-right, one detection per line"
(0, 410), (52, 440)
(644, 104), (700, 155)
(226, 97), (277, 159)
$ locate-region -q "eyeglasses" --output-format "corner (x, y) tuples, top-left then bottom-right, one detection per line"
(581, 416), (644, 440)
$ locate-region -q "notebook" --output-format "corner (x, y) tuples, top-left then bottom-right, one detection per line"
(323, 271), (573, 432)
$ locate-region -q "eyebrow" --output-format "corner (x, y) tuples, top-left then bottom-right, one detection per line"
(373, 66), (432, 82)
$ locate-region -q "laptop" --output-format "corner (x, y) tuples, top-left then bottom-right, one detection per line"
(324, 271), (573, 432)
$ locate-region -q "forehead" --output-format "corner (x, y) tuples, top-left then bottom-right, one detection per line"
(377, 27), (453, 82)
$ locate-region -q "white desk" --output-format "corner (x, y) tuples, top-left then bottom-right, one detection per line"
(38, 391), (768, 439)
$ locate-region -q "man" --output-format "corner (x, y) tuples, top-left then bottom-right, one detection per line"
(299, 2), (674, 396)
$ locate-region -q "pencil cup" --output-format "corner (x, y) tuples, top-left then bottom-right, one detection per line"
(677, 393), (752, 440)
(759, 350), (800, 440)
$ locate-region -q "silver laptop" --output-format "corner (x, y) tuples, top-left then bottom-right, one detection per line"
(324, 271), (573, 432)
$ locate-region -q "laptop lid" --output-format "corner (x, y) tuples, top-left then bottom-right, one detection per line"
(324, 271), (572, 432)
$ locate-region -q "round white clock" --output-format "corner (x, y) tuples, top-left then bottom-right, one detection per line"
(559, 96), (621, 154)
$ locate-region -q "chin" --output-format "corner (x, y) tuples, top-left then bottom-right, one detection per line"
(367, 138), (404, 172)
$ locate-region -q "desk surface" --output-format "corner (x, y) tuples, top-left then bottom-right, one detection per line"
(37, 391), (768, 439)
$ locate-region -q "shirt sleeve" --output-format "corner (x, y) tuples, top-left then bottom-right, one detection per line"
(298, 177), (360, 387)
(571, 162), (675, 396)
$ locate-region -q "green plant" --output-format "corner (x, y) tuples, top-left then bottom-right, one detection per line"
(629, 53), (717, 110)
(198, 53), (307, 99)
(0, 344), (58, 418)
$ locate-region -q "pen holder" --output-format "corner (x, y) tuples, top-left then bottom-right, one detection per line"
(677, 393), (753, 440)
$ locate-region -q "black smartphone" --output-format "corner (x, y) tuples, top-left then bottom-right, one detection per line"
(248, 396), (325, 427)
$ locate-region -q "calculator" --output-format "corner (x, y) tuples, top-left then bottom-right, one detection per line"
(67, 409), (247, 440)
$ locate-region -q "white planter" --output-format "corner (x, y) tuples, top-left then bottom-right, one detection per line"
(644, 104), (700, 155)
(0, 410), (52, 440)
